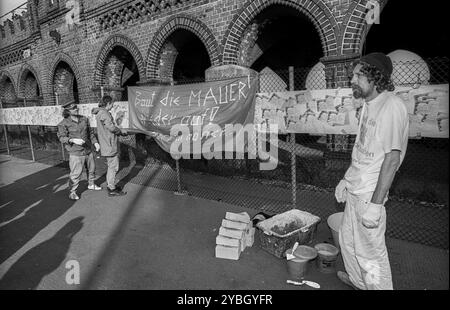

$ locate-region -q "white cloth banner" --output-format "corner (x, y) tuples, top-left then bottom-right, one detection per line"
(0, 102), (129, 128)
(254, 84), (449, 138)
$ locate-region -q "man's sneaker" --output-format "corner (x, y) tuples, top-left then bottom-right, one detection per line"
(108, 188), (126, 196)
(69, 192), (80, 200)
(337, 271), (360, 290)
(88, 184), (102, 191)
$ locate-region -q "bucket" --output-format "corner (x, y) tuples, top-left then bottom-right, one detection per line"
(314, 243), (339, 273)
(285, 245), (317, 280)
(327, 212), (343, 250)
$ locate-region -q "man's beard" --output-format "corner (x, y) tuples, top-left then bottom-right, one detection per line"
(352, 85), (365, 99)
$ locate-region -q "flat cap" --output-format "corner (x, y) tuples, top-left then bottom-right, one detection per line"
(62, 100), (77, 110)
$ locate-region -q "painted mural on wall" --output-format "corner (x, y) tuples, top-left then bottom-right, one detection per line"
(254, 84), (449, 138)
(0, 102), (129, 128)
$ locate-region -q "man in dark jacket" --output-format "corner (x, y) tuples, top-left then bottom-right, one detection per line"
(92, 95), (127, 196)
(57, 101), (102, 200)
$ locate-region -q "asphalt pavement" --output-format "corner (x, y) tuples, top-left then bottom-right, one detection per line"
(0, 154), (448, 290)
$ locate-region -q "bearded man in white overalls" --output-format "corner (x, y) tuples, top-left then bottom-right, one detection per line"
(335, 53), (409, 290)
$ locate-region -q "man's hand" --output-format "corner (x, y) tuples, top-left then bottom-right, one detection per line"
(70, 138), (85, 145)
(120, 129), (128, 135)
(335, 179), (347, 203)
(362, 202), (383, 228)
(94, 143), (100, 152)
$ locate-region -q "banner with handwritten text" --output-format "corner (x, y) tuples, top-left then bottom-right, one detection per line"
(128, 76), (258, 153)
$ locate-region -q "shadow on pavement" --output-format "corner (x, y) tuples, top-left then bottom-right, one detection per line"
(117, 163), (144, 190)
(0, 217), (84, 289)
(0, 163), (77, 264)
(91, 157), (142, 192)
(81, 165), (163, 289)
(0, 159), (11, 165)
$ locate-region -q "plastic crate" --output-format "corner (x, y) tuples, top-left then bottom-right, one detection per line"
(256, 209), (321, 258)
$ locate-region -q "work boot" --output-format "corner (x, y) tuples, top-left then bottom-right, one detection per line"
(337, 271), (360, 290)
(69, 192), (80, 201)
(88, 184), (102, 191)
(108, 187), (126, 197)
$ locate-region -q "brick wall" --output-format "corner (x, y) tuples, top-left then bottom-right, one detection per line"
(103, 55), (124, 87)
(53, 64), (76, 105)
(2, 80), (16, 101)
(0, 0), (378, 105)
(0, 75), (17, 106)
(159, 41), (179, 82)
(23, 73), (39, 98)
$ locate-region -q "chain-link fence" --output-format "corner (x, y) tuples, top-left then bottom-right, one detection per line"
(0, 57), (448, 249)
(254, 57), (449, 249)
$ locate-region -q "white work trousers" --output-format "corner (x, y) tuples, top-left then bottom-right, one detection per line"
(339, 192), (393, 290)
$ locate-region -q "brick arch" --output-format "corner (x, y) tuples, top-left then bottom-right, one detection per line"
(221, 0), (339, 65)
(145, 14), (220, 79)
(0, 70), (16, 91)
(18, 63), (42, 99)
(93, 34), (145, 87)
(340, 0), (388, 55)
(0, 70), (17, 104)
(47, 53), (82, 105)
(48, 53), (82, 93)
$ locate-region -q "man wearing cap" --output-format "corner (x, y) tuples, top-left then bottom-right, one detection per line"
(334, 52), (409, 290)
(58, 101), (102, 200)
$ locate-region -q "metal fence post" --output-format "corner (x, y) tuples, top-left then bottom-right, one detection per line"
(24, 98), (36, 162)
(27, 125), (36, 162)
(289, 66), (297, 209)
(171, 80), (188, 196)
(174, 159), (187, 195)
(55, 92), (66, 161)
(2, 123), (10, 155)
(0, 100), (11, 155)
(61, 140), (66, 161)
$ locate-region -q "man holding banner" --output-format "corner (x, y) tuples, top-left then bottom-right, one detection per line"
(335, 52), (409, 290)
(92, 95), (127, 197)
(57, 101), (102, 201)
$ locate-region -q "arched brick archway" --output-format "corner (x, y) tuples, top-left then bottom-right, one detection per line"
(93, 34), (145, 87)
(340, 0), (388, 55)
(145, 14), (220, 79)
(48, 53), (82, 105)
(0, 70), (16, 92)
(221, 0), (339, 65)
(18, 63), (42, 100)
(0, 70), (17, 106)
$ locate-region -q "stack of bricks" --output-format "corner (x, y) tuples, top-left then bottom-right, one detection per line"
(215, 212), (256, 260)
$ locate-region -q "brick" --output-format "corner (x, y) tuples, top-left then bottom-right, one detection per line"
(219, 226), (244, 239)
(215, 244), (240, 260)
(216, 235), (241, 247)
(222, 219), (248, 230)
(225, 211), (250, 223)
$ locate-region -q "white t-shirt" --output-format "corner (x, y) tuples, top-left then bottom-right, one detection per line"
(344, 91), (409, 195)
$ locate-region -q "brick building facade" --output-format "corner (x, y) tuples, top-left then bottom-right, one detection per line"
(0, 0), (385, 108)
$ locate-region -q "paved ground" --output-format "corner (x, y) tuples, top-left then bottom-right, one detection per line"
(0, 154), (448, 290)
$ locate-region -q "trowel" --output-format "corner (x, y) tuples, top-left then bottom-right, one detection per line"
(286, 242), (299, 260)
(286, 279), (321, 289)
